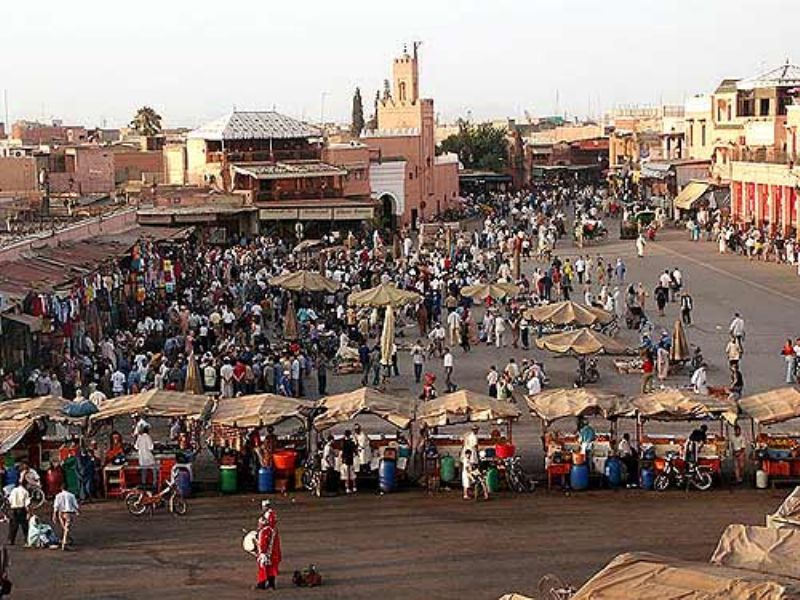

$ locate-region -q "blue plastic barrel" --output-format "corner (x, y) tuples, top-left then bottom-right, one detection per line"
(570, 463), (590, 491)
(3, 466), (18, 487)
(604, 457), (623, 488)
(174, 468), (192, 497)
(379, 459), (396, 493)
(258, 466), (275, 493)
(640, 467), (655, 490)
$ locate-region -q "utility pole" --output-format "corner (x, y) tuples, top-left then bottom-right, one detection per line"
(320, 92), (329, 126)
(3, 90), (8, 138)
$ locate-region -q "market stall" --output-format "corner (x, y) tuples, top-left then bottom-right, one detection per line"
(314, 387), (417, 489)
(630, 389), (738, 478)
(711, 524), (800, 580)
(209, 394), (316, 494)
(526, 388), (631, 489)
(90, 389), (211, 497)
(767, 486), (800, 529)
(460, 281), (520, 301)
(535, 328), (630, 386)
(347, 283), (421, 308)
(739, 387), (800, 487)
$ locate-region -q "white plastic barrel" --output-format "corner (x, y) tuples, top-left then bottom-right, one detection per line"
(756, 469), (769, 489)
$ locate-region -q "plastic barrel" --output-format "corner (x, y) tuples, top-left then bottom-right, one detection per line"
(3, 466), (19, 487)
(570, 463), (590, 491)
(45, 467), (64, 497)
(379, 459), (396, 493)
(604, 457), (623, 488)
(756, 469), (769, 489)
(640, 467), (655, 491)
(219, 465), (238, 494)
(273, 451), (297, 471)
(258, 467), (275, 493)
(174, 469), (192, 498)
(486, 466), (500, 493)
(62, 457), (79, 495)
(440, 455), (456, 482)
(398, 446), (411, 459)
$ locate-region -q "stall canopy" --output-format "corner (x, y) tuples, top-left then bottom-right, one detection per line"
(674, 181), (711, 211)
(769, 487), (800, 528)
(571, 552), (798, 600)
(460, 282), (520, 300)
(0, 396), (73, 423)
(535, 329), (629, 355)
(525, 300), (613, 327)
(269, 270), (339, 293)
(739, 387), (800, 425)
(0, 418), (38, 454)
(211, 394), (315, 428)
(314, 387), (416, 430)
(347, 283), (421, 308)
(417, 390), (520, 427)
(631, 389), (738, 424)
(711, 524), (800, 581)
(90, 389), (212, 422)
(526, 388), (629, 426)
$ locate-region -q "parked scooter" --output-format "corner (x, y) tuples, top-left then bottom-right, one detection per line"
(654, 451), (713, 491)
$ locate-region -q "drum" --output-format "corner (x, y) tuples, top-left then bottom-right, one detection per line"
(242, 530), (258, 554)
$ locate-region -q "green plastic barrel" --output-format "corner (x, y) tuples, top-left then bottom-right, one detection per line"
(63, 456), (79, 495)
(440, 455), (456, 482)
(486, 466), (500, 493)
(219, 465), (238, 494)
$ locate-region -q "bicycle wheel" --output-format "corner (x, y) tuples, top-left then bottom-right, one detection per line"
(30, 487), (46, 509)
(654, 473), (670, 492)
(170, 496), (188, 516)
(126, 493), (147, 516)
(301, 468), (315, 492)
(692, 471), (713, 491)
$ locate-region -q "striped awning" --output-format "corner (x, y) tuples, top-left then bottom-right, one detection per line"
(674, 181), (710, 210)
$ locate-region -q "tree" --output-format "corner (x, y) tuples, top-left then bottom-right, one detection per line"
(350, 88), (365, 137)
(130, 106), (163, 137)
(438, 119), (508, 172)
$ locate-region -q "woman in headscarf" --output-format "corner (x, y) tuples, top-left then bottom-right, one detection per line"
(255, 503), (282, 590)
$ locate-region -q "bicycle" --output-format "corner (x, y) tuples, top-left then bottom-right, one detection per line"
(126, 479), (187, 516)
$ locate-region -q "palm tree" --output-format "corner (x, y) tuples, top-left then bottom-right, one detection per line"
(130, 106), (163, 136)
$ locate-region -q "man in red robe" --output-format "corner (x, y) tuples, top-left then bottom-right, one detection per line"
(255, 504), (282, 590)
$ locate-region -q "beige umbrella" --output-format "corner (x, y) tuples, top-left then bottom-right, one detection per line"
(535, 328), (629, 356)
(184, 353), (203, 395)
(211, 394), (315, 428)
(460, 281), (520, 300)
(90, 389), (211, 423)
(671, 319), (690, 362)
(380, 306), (395, 367)
(348, 283), (421, 308)
(269, 270), (339, 293)
(283, 298), (299, 340)
(526, 300), (612, 327)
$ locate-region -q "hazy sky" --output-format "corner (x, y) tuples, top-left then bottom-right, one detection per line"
(2, 0), (797, 128)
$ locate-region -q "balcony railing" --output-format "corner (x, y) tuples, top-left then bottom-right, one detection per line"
(207, 150), (320, 163)
(256, 189), (341, 202)
(730, 147), (794, 165)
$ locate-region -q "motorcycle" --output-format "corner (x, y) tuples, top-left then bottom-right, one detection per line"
(502, 457), (535, 493)
(654, 451), (713, 491)
(301, 450), (323, 497)
(126, 479), (187, 516)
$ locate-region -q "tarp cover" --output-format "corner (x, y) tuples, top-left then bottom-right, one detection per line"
(0, 396), (73, 424)
(269, 270), (339, 293)
(711, 524), (800, 580)
(525, 300), (613, 326)
(526, 389), (629, 425)
(631, 389), (738, 424)
(90, 389), (211, 422)
(347, 283), (421, 308)
(770, 487), (800, 526)
(314, 387), (415, 430)
(572, 552), (798, 600)
(535, 329), (629, 356)
(739, 387), (800, 425)
(0, 418), (36, 454)
(211, 394), (314, 428)
(498, 595), (535, 600)
(417, 390), (520, 427)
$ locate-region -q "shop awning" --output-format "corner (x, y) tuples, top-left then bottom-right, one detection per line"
(0, 418), (37, 454)
(314, 387), (416, 431)
(631, 389), (738, 424)
(416, 390), (520, 427)
(674, 181), (710, 210)
(0, 396), (73, 423)
(526, 389), (630, 426)
(211, 394), (315, 428)
(711, 525), (800, 581)
(90, 389), (212, 422)
(739, 387), (800, 425)
(1, 312), (43, 332)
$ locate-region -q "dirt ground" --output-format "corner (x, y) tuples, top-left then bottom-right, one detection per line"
(8, 486), (791, 600)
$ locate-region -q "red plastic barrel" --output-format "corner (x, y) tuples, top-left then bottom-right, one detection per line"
(495, 444), (515, 459)
(273, 451), (297, 471)
(45, 467), (64, 497)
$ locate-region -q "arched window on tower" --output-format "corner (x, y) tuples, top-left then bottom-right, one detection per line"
(399, 82), (407, 102)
